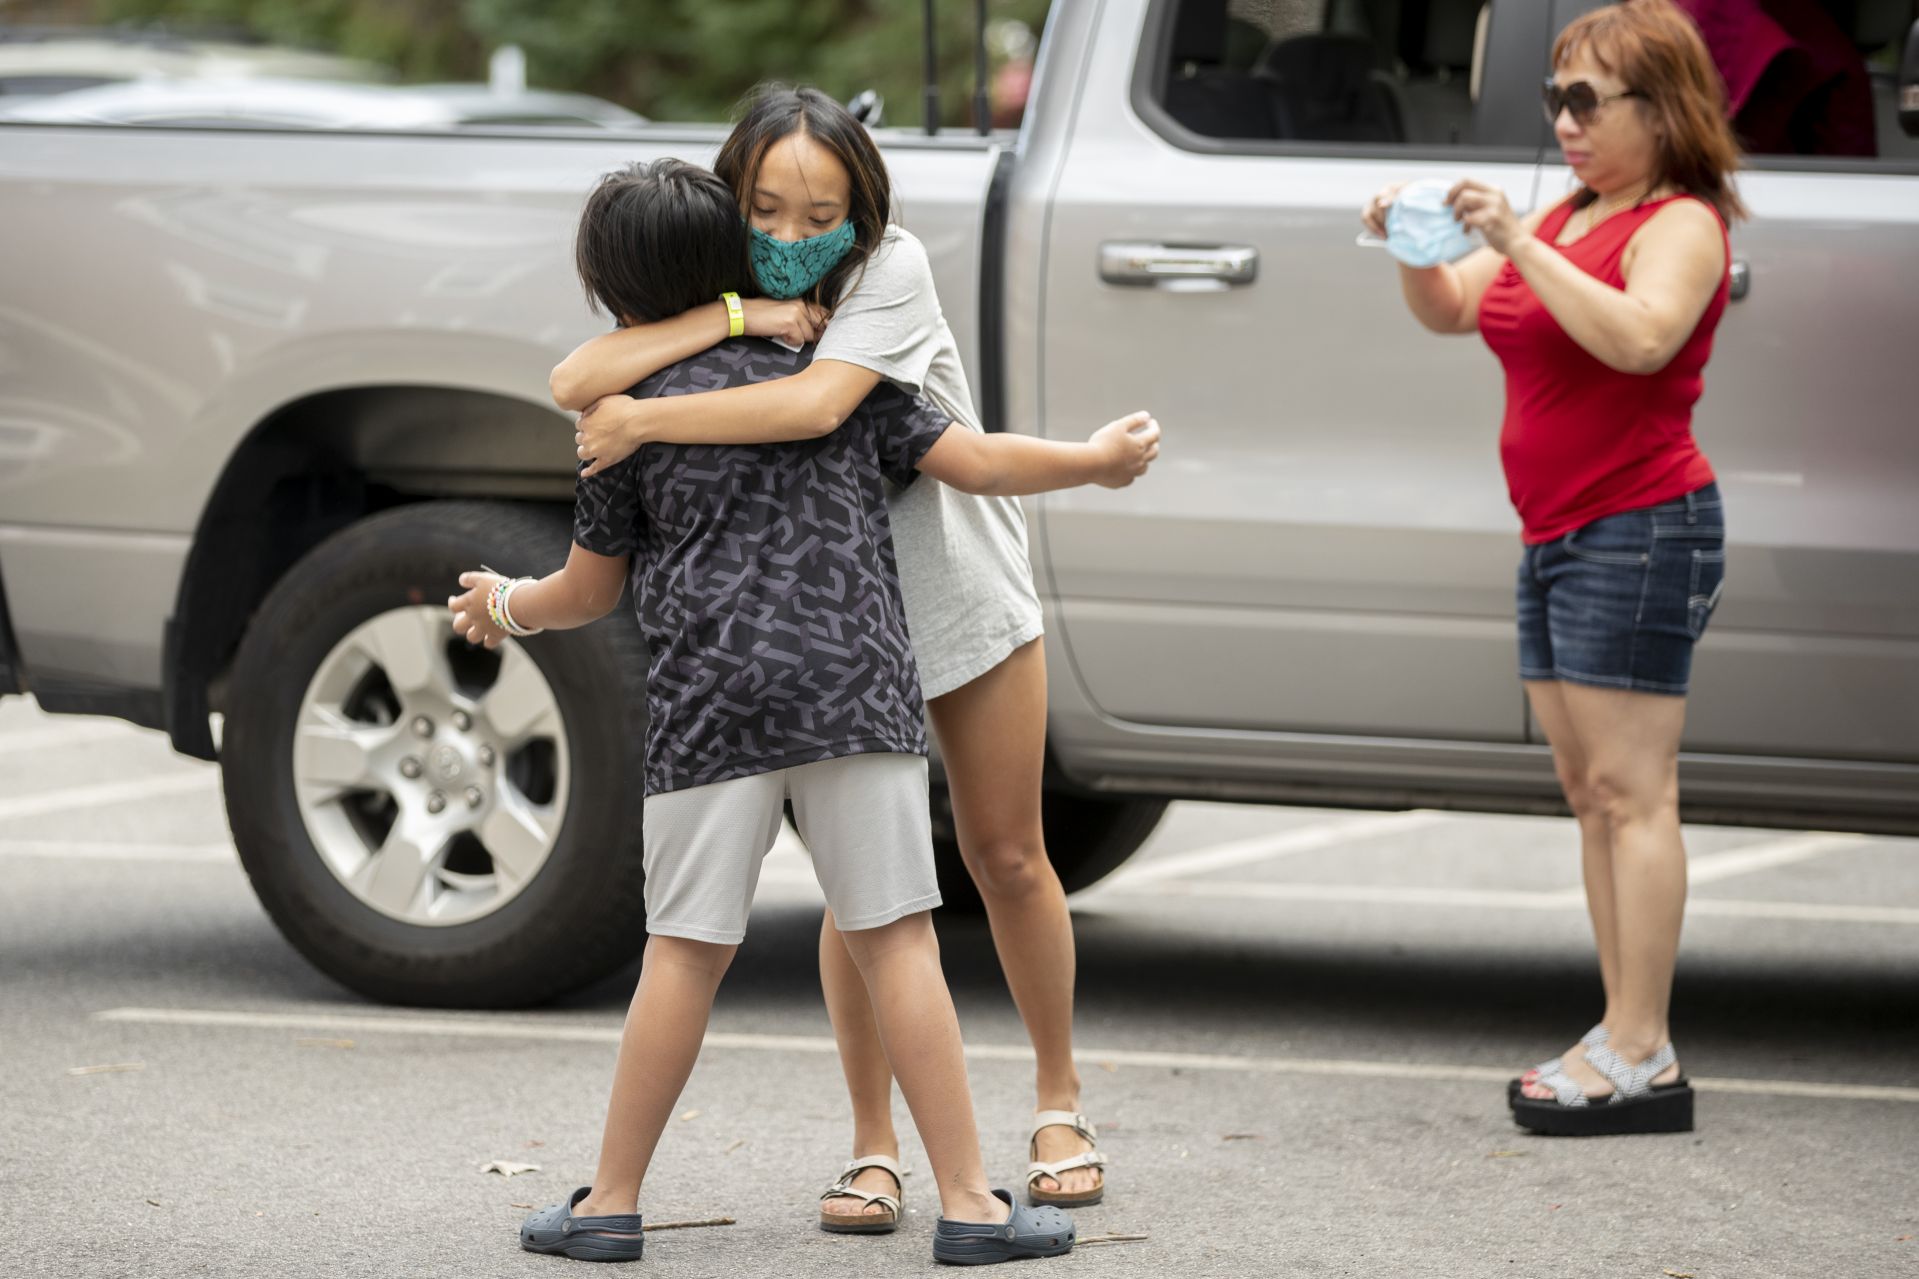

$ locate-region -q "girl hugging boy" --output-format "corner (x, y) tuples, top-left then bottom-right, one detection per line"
(447, 153), (1156, 1265)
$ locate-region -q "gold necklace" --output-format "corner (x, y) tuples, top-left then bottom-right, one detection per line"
(1586, 184), (1657, 234)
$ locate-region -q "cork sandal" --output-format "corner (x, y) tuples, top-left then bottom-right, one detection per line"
(819, 1154), (904, 1234)
(1025, 1111), (1107, 1207)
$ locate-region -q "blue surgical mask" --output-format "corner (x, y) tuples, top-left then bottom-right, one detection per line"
(1385, 178), (1478, 268)
(749, 221), (857, 300)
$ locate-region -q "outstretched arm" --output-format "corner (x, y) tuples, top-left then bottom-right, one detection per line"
(447, 544), (629, 648)
(549, 297), (827, 412)
(575, 359), (884, 477)
(916, 412), (1160, 498)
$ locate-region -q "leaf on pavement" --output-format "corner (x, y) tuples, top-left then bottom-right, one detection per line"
(724, 1139), (747, 1155)
(145, 1199), (161, 1207)
(480, 1161), (542, 1177)
(510, 1203), (534, 1210)
(678, 1109), (703, 1122)
(68, 1063), (145, 1076)
(1486, 1150), (1528, 1159)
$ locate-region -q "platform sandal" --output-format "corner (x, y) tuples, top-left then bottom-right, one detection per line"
(1508, 1023), (1609, 1108)
(1512, 1041), (1694, 1136)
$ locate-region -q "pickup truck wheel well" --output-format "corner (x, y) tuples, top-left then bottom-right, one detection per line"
(167, 385), (570, 760)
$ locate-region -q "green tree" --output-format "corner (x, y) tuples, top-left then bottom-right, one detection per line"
(87, 0), (1049, 125)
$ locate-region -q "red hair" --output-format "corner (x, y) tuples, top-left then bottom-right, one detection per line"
(1554, 0), (1747, 223)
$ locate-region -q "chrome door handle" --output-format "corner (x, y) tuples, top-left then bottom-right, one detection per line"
(1730, 259), (1751, 301)
(1099, 242), (1258, 289)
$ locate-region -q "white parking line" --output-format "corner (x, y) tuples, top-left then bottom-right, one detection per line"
(91, 1007), (1919, 1104)
(1091, 878), (1919, 926)
(0, 722), (134, 757)
(1099, 812), (1446, 889)
(1683, 833), (1866, 886)
(0, 839), (234, 863)
(0, 772), (213, 822)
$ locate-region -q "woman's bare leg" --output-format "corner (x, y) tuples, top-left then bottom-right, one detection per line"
(1522, 684), (1689, 1098)
(1524, 679), (1623, 1065)
(817, 908), (905, 1220)
(928, 639), (1095, 1195)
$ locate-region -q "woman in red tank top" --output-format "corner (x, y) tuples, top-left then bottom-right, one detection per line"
(1359, 0), (1745, 1137)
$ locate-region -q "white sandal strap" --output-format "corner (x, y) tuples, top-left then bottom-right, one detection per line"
(1585, 1042), (1678, 1101)
(1026, 1150), (1109, 1185)
(822, 1153), (904, 1207)
(836, 1154), (903, 1184)
(1028, 1110), (1098, 1145)
(1536, 1065), (1589, 1108)
(819, 1184), (901, 1213)
(1535, 1043), (1679, 1108)
(1027, 1111), (1108, 1189)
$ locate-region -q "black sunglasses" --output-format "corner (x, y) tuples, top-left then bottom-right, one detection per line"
(1541, 78), (1645, 126)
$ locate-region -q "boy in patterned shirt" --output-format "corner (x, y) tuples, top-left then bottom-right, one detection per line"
(448, 159), (1158, 1266)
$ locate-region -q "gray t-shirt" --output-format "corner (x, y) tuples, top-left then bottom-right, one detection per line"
(813, 226), (1044, 699)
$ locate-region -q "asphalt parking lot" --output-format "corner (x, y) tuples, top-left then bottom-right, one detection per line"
(2, 695), (1915, 1278)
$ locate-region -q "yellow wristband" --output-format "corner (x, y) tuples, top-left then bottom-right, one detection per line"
(721, 291), (744, 338)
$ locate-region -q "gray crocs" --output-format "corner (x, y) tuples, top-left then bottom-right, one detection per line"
(520, 1186), (647, 1262)
(933, 1188), (1075, 1266)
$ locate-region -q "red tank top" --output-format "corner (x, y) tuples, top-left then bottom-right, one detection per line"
(1478, 194), (1728, 544)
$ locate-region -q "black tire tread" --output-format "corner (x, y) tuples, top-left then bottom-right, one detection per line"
(222, 500), (649, 1008)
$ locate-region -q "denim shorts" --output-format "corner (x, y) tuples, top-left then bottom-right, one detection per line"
(1516, 484), (1726, 696)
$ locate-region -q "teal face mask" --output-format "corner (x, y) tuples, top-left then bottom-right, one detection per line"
(749, 221), (857, 300)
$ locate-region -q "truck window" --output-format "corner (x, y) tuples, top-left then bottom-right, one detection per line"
(1674, 0), (1919, 166)
(1145, 0), (1501, 148)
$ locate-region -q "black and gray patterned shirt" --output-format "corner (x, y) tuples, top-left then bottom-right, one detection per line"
(572, 338), (951, 795)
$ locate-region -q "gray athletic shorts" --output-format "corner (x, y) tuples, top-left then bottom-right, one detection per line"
(640, 752), (941, 945)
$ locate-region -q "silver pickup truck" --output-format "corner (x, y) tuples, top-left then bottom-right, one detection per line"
(3, 0), (1916, 1006)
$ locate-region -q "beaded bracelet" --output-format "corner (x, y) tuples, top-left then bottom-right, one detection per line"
(487, 577), (543, 638)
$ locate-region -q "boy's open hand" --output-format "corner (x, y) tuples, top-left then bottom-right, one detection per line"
(449, 571), (507, 649)
(1088, 411), (1160, 488)
(742, 297), (827, 347)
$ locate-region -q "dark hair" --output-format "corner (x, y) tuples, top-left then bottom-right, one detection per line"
(713, 83), (894, 312)
(1554, 0), (1747, 223)
(574, 158), (751, 325)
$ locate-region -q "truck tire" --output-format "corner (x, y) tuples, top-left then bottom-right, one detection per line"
(222, 501), (648, 1008)
(929, 782), (1167, 913)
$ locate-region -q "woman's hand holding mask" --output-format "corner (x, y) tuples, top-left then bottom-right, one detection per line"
(1360, 181), (1408, 241)
(1447, 179), (1527, 257)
